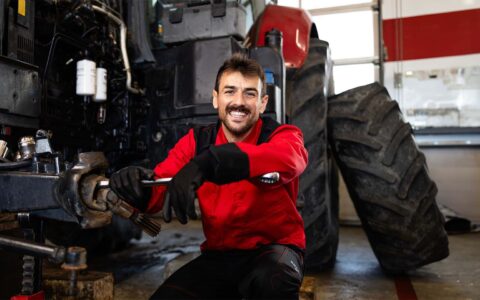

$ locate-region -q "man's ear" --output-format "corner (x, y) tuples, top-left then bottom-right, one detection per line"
(212, 90), (218, 109)
(259, 94), (269, 114)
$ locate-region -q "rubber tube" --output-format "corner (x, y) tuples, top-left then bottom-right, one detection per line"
(0, 159), (32, 170)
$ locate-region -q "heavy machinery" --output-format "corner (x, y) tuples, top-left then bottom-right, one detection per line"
(0, 0), (338, 297)
(0, 0), (448, 298)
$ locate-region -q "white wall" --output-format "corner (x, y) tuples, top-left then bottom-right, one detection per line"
(339, 147), (480, 224)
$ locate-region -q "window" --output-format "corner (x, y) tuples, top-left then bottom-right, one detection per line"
(277, 1), (380, 93)
(312, 11), (374, 60)
(383, 2), (480, 131)
(399, 66), (480, 128)
(277, 0), (299, 8)
(309, 1), (380, 93)
(333, 64), (375, 94)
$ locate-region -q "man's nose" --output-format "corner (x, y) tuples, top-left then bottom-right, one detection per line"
(231, 91), (247, 105)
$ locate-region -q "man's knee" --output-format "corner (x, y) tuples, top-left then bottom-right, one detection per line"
(240, 245), (304, 299)
(257, 265), (302, 296)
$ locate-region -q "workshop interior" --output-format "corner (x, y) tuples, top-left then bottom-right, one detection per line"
(0, 0), (479, 299)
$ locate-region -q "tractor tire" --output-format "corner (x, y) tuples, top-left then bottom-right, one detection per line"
(286, 38), (339, 270)
(328, 82), (449, 273)
(46, 216), (142, 254)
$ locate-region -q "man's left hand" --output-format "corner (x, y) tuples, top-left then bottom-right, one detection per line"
(163, 161), (205, 224)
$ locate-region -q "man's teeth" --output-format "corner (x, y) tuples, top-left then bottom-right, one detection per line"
(230, 111), (247, 116)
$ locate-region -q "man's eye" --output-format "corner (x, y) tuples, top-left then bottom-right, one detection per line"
(246, 92), (257, 98)
(225, 90), (234, 95)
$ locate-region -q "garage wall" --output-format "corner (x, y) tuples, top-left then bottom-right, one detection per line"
(421, 147), (480, 223)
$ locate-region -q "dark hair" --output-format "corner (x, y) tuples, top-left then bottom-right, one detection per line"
(214, 53), (266, 96)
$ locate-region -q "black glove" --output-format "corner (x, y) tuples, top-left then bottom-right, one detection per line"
(163, 143), (249, 224)
(163, 161), (204, 224)
(110, 166), (154, 211)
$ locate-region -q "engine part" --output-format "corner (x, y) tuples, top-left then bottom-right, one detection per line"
(30, 130), (65, 175)
(76, 59), (96, 96)
(126, 0), (156, 64)
(96, 104), (107, 124)
(0, 233), (87, 298)
(0, 149), (112, 227)
(249, 45), (285, 124)
(0, 159), (32, 170)
(80, 174), (109, 212)
(18, 136), (35, 160)
(5, 0), (35, 64)
(61, 247), (87, 296)
(94, 68), (107, 102)
(34, 130), (53, 154)
(0, 57), (40, 126)
(0, 140), (10, 159)
(265, 29), (283, 55)
(91, 4), (144, 95)
(104, 190), (161, 237)
(56, 152), (112, 228)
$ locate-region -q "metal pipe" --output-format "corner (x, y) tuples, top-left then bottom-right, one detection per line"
(0, 234), (65, 262)
(92, 5), (144, 95)
(377, 0), (385, 85)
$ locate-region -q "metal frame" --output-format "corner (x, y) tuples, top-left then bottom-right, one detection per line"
(305, 0), (385, 84)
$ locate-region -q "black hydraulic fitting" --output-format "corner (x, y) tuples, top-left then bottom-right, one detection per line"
(265, 29), (283, 55)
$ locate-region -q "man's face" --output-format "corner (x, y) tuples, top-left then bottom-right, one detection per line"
(213, 71), (268, 141)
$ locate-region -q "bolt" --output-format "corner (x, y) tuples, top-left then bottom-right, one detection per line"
(68, 270), (78, 296)
(152, 131), (163, 142)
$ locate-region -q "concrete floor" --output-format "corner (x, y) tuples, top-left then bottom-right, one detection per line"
(88, 220), (205, 299)
(90, 220), (479, 300)
(315, 227), (479, 300)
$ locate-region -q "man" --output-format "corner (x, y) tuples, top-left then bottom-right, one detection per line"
(110, 53), (308, 299)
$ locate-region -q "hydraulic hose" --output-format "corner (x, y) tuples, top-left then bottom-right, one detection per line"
(0, 159), (32, 170)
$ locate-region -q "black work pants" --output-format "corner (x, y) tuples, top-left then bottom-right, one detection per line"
(150, 244), (304, 300)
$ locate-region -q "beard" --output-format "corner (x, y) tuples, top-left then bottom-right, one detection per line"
(223, 118), (255, 136)
(221, 104), (257, 137)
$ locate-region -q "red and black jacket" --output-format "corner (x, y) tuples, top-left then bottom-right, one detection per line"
(147, 117), (308, 251)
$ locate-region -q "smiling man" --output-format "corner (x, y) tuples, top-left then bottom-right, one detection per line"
(110, 53), (308, 299)
(213, 63), (268, 142)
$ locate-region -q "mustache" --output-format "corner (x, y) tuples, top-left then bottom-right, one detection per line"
(226, 105), (250, 114)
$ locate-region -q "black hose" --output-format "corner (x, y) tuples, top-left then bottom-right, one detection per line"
(0, 159), (32, 170)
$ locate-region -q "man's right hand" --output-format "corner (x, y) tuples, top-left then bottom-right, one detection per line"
(110, 166), (154, 211)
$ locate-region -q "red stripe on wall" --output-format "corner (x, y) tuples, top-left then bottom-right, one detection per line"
(383, 9), (480, 61)
(394, 276), (418, 300)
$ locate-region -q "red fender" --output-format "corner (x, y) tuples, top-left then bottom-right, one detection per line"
(248, 5), (313, 68)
